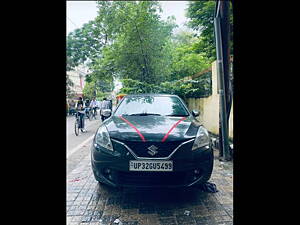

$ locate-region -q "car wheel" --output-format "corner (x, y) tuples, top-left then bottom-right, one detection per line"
(97, 180), (106, 186)
(201, 155), (214, 183)
(196, 149), (214, 186)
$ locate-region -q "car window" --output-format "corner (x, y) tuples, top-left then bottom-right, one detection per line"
(114, 96), (189, 116)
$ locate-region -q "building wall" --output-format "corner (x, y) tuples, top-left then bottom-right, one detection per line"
(185, 61), (233, 139)
(68, 71), (82, 95)
(67, 65), (89, 96)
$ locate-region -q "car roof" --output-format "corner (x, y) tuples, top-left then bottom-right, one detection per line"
(124, 94), (179, 98)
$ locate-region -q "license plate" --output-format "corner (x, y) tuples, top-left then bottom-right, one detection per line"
(129, 160), (173, 171)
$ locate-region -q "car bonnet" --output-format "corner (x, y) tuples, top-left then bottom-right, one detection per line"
(105, 115), (201, 142)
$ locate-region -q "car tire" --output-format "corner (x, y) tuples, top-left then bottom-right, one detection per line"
(91, 163), (107, 185)
(201, 154), (214, 183)
(196, 148), (214, 186)
(92, 172), (105, 184)
(97, 180), (106, 186)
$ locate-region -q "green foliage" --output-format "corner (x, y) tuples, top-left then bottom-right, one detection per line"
(171, 30), (196, 46)
(67, 1), (177, 96)
(170, 46), (210, 80)
(67, 20), (104, 69)
(183, 72), (212, 97)
(167, 30), (211, 80)
(82, 79), (112, 100)
(67, 1), (218, 100)
(186, 1), (216, 60)
(159, 72), (212, 98)
(101, 1), (177, 84)
(119, 79), (158, 94)
(67, 1), (176, 83)
(66, 56), (76, 71)
(119, 71), (212, 99)
(186, 1), (233, 61)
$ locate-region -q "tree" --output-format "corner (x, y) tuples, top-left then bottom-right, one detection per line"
(171, 29), (196, 46)
(82, 78), (113, 100)
(67, 20), (104, 69)
(186, 1), (233, 61)
(100, 1), (177, 84)
(67, 1), (176, 93)
(168, 30), (211, 80)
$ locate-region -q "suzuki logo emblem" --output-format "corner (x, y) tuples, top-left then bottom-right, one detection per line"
(147, 145), (158, 156)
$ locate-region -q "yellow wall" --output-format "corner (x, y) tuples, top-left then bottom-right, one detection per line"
(185, 61), (233, 139)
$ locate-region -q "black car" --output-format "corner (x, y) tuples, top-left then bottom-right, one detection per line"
(91, 94), (213, 188)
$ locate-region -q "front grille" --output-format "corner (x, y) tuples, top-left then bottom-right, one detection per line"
(115, 171), (188, 186)
(120, 140), (183, 158)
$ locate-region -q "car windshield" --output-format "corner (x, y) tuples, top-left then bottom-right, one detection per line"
(114, 96), (189, 117)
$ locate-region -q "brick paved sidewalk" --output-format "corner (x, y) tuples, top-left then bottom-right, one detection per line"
(66, 149), (233, 225)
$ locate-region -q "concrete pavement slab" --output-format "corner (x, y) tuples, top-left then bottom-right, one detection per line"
(66, 148), (233, 225)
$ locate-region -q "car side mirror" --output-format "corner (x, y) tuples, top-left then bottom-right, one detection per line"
(192, 110), (200, 117)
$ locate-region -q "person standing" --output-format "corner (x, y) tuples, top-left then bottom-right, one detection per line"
(69, 99), (76, 115)
(109, 99), (113, 111)
(66, 101), (69, 116)
(76, 97), (86, 132)
(84, 98), (91, 118)
(84, 99), (90, 108)
(89, 97), (98, 116)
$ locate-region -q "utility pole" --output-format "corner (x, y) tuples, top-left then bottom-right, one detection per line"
(214, 0), (232, 161)
(220, 0), (232, 125)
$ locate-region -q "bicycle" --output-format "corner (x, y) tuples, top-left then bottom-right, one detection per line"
(84, 107), (93, 121)
(90, 107), (97, 120)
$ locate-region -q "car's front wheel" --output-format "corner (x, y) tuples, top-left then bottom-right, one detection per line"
(195, 148), (214, 186)
(201, 155), (214, 183)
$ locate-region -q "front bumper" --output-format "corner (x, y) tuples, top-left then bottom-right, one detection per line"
(91, 139), (213, 188)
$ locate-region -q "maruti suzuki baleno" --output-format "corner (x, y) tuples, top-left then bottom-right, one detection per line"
(91, 94), (213, 188)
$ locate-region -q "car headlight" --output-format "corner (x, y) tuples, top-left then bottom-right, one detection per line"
(94, 125), (113, 151)
(192, 126), (210, 150)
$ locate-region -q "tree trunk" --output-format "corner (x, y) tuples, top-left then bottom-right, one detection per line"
(133, 21), (150, 83)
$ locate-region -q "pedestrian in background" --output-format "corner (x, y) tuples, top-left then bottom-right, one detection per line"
(109, 99), (113, 110)
(96, 99), (101, 109)
(69, 99), (76, 115)
(66, 101), (69, 116)
(76, 97), (86, 132)
(89, 97), (98, 116)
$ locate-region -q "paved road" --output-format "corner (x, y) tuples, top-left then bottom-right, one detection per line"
(66, 111), (102, 159)
(66, 150), (233, 225)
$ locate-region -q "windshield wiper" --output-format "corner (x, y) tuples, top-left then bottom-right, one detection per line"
(128, 113), (162, 116)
